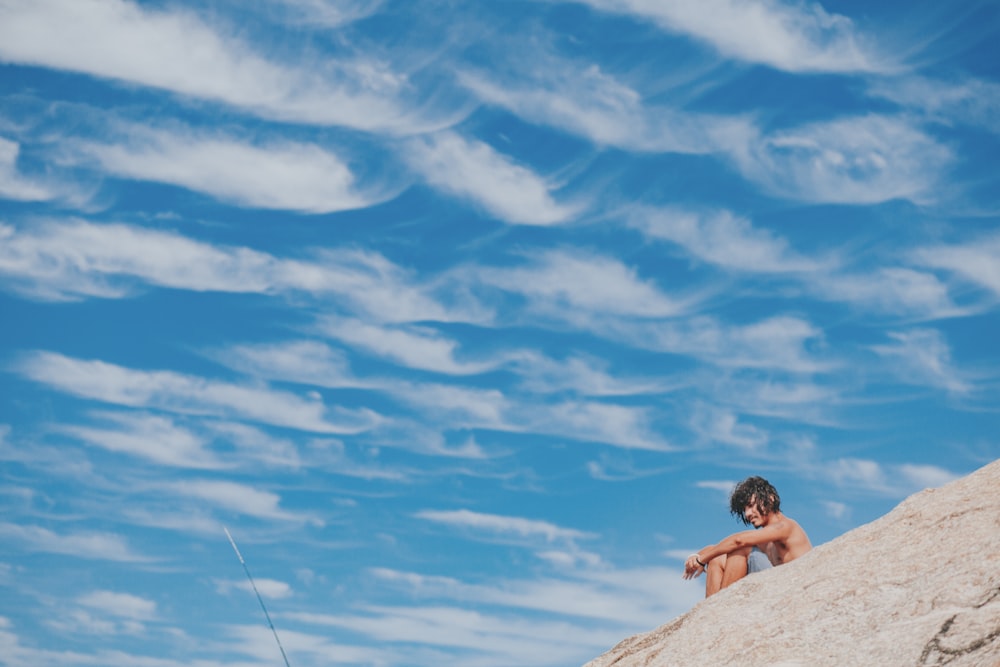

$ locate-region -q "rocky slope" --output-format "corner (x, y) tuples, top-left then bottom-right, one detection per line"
(585, 459), (1000, 667)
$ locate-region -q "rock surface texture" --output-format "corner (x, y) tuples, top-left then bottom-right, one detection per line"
(585, 459), (1000, 667)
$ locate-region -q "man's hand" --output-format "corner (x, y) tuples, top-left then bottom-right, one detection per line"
(683, 553), (705, 580)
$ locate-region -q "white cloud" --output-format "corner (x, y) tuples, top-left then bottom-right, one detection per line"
(869, 75), (1000, 135)
(0, 219), (484, 322)
(414, 509), (595, 543)
(318, 318), (503, 375)
(225, 624), (388, 666)
(628, 207), (822, 273)
(403, 131), (578, 225)
(731, 115), (950, 204)
(477, 249), (685, 319)
(459, 61), (753, 154)
(696, 480), (737, 495)
(67, 125), (381, 213)
(386, 383), (667, 451)
(60, 411), (221, 469)
(519, 400), (669, 450)
(0, 523), (147, 562)
(367, 564), (702, 629)
(216, 577), (294, 600)
(711, 375), (840, 425)
(288, 605), (614, 666)
(815, 267), (960, 317)
(0, 0), (443, 133)
(829, 458), (958, 495)
(260, 0), (385, 28)
(829, 457), (889, 491)
(558, 0), (884, 73)
(0, 219), (273, 301)
(912, 234), (1000, 298)
(77, 591), (157, 621)
(299, 248), (488, 324)
(16, 351), (382, 434)
(898, 463), (959, 490)
(171, 480), (303, 522)
(387, 382), (507, 427)
(629, 315), (830, 373)
(203, 422), (301, 470)
(511, 352), (672, 397)
(688, 405), (769, 449)
(870, 328), (970, 394)
(212, 340), (358, 389)
(822, 500), (849, 520)
(0, 137), (55, 201)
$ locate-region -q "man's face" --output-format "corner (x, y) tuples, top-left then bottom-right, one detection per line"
(743, 500), (764, 527)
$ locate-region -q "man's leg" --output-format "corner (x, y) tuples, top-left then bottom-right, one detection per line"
(705, 554), (726, 597)
(720, 546), (751, 589)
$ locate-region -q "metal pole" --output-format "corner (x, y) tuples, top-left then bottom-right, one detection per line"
(224, 526), (293, 667)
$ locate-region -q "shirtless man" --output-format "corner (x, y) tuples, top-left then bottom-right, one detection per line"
(682, 476), (811, 597)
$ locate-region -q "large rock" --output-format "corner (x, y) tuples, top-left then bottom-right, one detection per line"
(585, 459), (1000, 667)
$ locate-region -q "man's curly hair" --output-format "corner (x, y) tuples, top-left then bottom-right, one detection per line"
(729, 476), (781, 526)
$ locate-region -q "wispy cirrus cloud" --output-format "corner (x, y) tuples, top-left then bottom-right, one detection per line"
(870, 328), (970, 394)
(510, 352), (675, 397)
(829, 457), (958, 495)
(869, 75), (1000, 135)
(170, 479), (308, 523)
(215, 577), (293, 600)
(628, 207), (823, 273)
(386, 382), (507, 427)
(0, 523), (148, 562)
(0, 219), (275, 300)
(518, 399), (669, 450)
(403, 131), (579, 225)
(15, 351), (381, 434)
(65, 125), (388, 213)
(911, 233), (1000, 298)
(546, 0), (885, 73)
(76, 590), (157, 622)
(208, 338), (669, 451)
(0, 137), (56, 202)
(49, 591), (157, 636)
(259, 0), (386, 28)
(459, 58), (753, 154)
(211, 340), (359, 389)
(613, 315), (831, 373)
(366, 563), (701, 630)
(58, 411), (222, 469)
(475, 249), (686, 320)
(317, 317), (505, 375)
(0, 0), (454, 133)
(287, 603), (618, 666)
(731, 114), (951, 204)
(687, 404), (769, 449)
(812, 267), (961, 318)
(0, 220), (483, 322)
(414, 509), (595, 543)
(388, 383), (667, 451)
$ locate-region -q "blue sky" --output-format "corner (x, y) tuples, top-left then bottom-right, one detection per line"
(1, 0), (998, 665)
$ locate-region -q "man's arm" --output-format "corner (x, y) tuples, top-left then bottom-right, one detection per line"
(682, 522), (791, 578)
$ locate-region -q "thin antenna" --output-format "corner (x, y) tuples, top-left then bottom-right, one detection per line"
(224, 526), (293, 667)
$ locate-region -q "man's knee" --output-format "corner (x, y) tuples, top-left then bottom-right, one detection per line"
(730, 545), (752, 558)
(706, 554), (725, 572)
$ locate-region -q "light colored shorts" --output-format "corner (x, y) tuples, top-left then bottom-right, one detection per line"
(748, 546), (773, 574)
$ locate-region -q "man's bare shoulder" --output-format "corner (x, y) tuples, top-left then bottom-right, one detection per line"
(778, 515), (812, 560)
